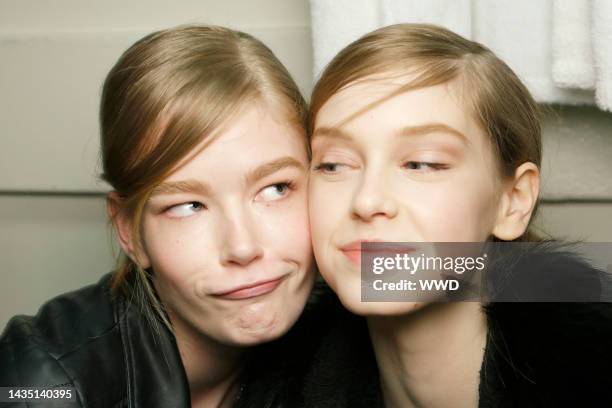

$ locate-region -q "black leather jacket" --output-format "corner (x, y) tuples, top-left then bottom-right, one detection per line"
(0, 272), (341, 408)
(0, 274), (191, 407)
(0, 271), (334, 407)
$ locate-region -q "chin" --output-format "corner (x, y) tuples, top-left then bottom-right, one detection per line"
(226, 272), (314, 346)
(333, 279), (428, 317)
(332, 282), (369, 316)
(227, 315), (291, 346)
(339, 292), (423, 316)
(358, 301), (428, 317)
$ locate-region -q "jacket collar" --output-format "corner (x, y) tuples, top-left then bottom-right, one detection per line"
(115, 285), (191, 407)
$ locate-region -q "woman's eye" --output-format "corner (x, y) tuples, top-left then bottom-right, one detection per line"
(403, 161), (447, 171)
(312, 162), (346, 173)
(255, 182), (293, 202)
(166, 202), (205, 218)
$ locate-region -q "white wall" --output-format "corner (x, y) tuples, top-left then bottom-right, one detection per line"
(1, 0), (611, 328)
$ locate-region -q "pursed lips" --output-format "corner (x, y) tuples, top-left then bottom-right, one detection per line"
(211, 274), (288, 300)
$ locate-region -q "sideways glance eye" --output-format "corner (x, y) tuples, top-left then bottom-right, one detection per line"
(256, 182), (294, 202)
(403, 161), (448, 171)
(312, 162), (346, 173)
(166, 202), (205, 218)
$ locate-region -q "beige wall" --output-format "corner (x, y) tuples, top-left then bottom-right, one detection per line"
(0, 0), (312, 192)
(1, 0), (612, 328)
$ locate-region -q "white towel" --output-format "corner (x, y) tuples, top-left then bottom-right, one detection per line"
(552, 0), (595, 90)
(551, 0), (612, 111)
(472, 0), (594, 106)
(380, 0), (471, 39)
(592, 0), (612, 112)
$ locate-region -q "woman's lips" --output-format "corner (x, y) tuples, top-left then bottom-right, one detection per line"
(212, 276), (286, 300)
(342, 249), (362, 266)
(340, 240), (416, 267)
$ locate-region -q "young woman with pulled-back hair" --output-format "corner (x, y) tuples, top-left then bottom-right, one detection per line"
(0, 25), (320, 407)
(305, 23), (612, 407)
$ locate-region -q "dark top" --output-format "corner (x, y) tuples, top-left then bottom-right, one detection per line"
(0, 271), (344, 407)
(296, 242), (612, 408)
(0, 274), (190, 407)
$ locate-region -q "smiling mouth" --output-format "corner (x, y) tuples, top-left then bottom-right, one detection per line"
(212, 276), (287, 300)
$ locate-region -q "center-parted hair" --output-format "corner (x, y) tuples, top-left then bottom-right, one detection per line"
(99, 25), (307, 328)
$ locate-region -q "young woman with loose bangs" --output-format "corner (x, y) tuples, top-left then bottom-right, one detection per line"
(0, 25), (325, 407)
(305, 24), (612, 407)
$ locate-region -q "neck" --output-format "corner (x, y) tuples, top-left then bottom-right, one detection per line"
(169, 310), (247, 408)
(367, 302), (487, 408)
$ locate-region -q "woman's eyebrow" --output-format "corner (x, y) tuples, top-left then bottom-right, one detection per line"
(312, 124), (469, 146)
(397, 123), (471, 146)
(149, 158), (304, 198)
(150, 179), (211, 197)
(244, 157), (305, 185)
(311, 126), (353, 142)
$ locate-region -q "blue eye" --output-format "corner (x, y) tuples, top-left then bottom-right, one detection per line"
(255, 182), (294, 202)
(166, 202), (205, 218)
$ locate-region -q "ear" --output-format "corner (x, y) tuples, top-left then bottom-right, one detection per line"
(106, 192), (151, 268)
(492, 162), (540, 241)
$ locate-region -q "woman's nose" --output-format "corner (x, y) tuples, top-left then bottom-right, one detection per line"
(351, 170), (399, 222)
(219, 212), (264, 267)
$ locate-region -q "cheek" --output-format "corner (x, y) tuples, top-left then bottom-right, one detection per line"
(308, 179), (352, 241)
(141, 216), (215, 285)
(260, 190), (313, 260)
(414, 179), (498, 241)
(308, 196), (326, 247)
(308, 180), (352, 287)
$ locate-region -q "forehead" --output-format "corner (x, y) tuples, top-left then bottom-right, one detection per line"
(315, 77), (480, 141)
(166, 105), (307, 182)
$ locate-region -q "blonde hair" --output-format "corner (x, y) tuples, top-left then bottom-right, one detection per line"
(100, 25), (308, 328)
(310, 24), (542, 241)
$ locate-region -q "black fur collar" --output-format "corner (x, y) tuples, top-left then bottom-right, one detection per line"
(241, 243), (612, 407)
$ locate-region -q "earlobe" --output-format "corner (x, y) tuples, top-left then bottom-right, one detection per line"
(492, 163), (540, 241)
(106, 192), (151, 268)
